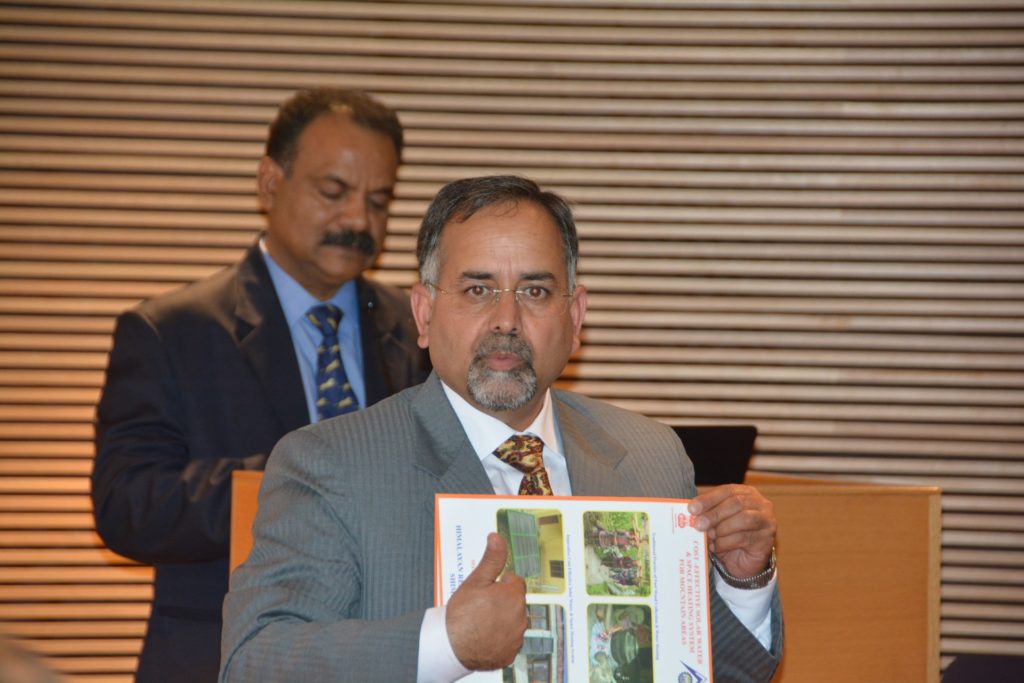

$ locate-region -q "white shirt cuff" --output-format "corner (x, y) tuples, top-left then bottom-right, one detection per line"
(417, 605), (472, 683)
(712, 569), (776, 651)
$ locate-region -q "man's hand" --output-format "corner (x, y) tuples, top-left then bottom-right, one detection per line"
(689, 484), (776, 579)
(445, 532), (527, 670)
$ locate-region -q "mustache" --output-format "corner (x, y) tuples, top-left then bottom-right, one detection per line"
(473, 333), (533, 366)
(321, 229), (377, 256)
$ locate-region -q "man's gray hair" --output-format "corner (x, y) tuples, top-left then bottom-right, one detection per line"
(416, 175), (578, 289)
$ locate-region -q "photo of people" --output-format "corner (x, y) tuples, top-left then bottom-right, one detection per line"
(496, 508), (567, 594)
(587, 604), (653, 683)
(583, 511), (651, 596)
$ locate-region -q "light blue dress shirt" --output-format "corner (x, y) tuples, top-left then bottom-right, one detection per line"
(259, 240), (365, 423)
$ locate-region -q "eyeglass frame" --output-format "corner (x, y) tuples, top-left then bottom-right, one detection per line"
(425, 282), (575, 315)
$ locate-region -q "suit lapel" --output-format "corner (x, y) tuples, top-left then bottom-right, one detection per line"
(233, 243), (309, 434)
(554, 392), (630, 497)
(410, 375), (494, 518)
(358, 279), (403, 406)
(406, 380), (635, 513)
(407, 381), (634, 497)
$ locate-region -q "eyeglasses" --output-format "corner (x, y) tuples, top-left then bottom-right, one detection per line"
(428, 283), (573, 316)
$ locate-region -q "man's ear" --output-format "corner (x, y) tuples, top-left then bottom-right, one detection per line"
(256, 156), (282, 214)
(410, 283), (433, 350)
(569, 285), (588, 354)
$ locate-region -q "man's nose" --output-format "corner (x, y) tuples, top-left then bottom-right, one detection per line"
(335, 193), (369, 231)
(489, 288), (522, 333)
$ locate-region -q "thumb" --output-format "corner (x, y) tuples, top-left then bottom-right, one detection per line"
(464, 532), (509, 586)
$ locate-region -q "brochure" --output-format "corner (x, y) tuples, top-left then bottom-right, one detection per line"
(434, 494), (713, 683)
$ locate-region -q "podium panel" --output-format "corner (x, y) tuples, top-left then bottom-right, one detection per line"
(230, 470), (263, 572)
(745, 473), (941, 683)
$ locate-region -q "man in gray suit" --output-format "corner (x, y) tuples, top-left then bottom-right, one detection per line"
(221, 175), (782, 682)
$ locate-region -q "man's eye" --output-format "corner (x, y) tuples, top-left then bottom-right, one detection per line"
(368, 195), (391, 212)
(521, 286), (550, 300)
(464, 285), (491, 300)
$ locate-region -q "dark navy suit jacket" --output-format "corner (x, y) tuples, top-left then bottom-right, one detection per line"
(92, 242), (428, 682)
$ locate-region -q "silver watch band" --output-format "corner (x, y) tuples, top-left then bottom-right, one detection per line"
(710, 546), (777, 590)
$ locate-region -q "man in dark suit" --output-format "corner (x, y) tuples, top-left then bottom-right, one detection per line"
(221, 175), (781, 682)
(91, 88), (429, 682)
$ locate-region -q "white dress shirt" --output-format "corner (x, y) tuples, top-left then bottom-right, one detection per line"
(416, 383), (775, 682)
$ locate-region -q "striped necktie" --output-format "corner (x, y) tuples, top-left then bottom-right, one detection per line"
(307, 304), (360, 420)
(493, 435), (553, 496)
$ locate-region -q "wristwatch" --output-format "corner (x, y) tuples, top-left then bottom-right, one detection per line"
(710, 547), (777, 590)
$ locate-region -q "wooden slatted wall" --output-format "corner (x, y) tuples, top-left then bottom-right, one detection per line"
(0, 0), (1021, 679)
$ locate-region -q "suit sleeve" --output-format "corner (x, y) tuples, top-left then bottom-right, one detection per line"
(709, 583), (783, 682)
(670, 427), (783, 682)
(220, 428), (422, 682)
(91, 311), (267, 565)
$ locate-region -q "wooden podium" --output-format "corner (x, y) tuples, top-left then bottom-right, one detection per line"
(743, 472), (942, 683)
(231, 470), (941, 682)
(230, 470), (263, 572)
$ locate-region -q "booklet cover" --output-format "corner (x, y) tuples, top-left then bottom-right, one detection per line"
(435, 494), (713, 683)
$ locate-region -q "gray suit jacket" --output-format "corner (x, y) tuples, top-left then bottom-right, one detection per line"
(220, 373), (782, 682)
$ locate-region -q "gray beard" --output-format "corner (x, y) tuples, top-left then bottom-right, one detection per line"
(466, 333), (538, 412)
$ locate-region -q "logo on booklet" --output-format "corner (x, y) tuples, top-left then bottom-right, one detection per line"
(677, 661), (707, 683)
(676, 513), (698, 529)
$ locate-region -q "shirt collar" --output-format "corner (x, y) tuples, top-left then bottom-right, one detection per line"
(440, 380), (562, 462)
(259, 236), (358, 324)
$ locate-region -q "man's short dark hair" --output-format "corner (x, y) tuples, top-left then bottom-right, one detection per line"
(264, 88), (403, 174)
(417, 175), (579, 288)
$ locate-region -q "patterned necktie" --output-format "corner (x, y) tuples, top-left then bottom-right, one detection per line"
(307, 304), (360, 420)
(493, 435), (553, 496)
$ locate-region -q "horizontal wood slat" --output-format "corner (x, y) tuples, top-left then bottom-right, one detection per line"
(1, 0), (1021, 680)
(2, 622), (147, 638)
